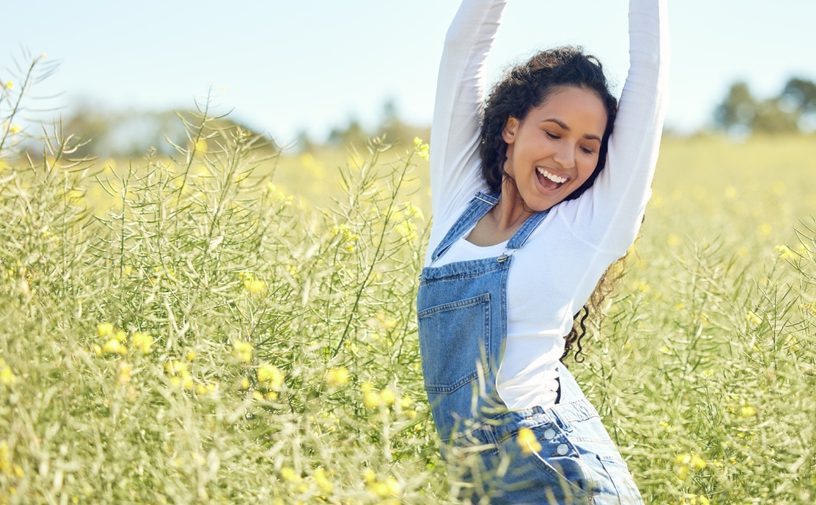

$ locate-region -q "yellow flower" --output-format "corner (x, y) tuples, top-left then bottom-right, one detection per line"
(745, 310), (762, 327)
(118, 362), (133, 384)
(395, 220), (418, 242)
(413, 137), (430, 160)
(690, 453), (706, 470)
(3, 80), (12, 90)
(186, 350), (197, 362)
(114, 330), (127, 343)
(313, 467), (334, 494)
(361, 382), (381, 409)
(257, 363), (284, 390)
(233, 340), (253, 363)
(280, 466), (301, 483)
(326, 366), (349, 386)
(774, 245), (797, 261)
(97, 322), (114, 337)
(164, 360), (187, 375)
(517, 427), (542, 455)
(240, 272), (267, 295)
(102, 338), (127, 355)
(131, 331), (153, 354)
(739, 404), (757, 417)
(633, 280), (651, 293)
(244, 278), (267, 295)
(369, 475), (401, 497)
(362, 467), (377, 484)
(239, 377), (250, 390)
(194, 139), (208, 155)
(379, 387), (396, 406)
(181, 374), (194, 390)
(674, 453), (691, 466)
(666, 233), (681, 247)
(0, 364), (17, 385)
(9, 125), (20, 135)
(758, 223), (772, 236)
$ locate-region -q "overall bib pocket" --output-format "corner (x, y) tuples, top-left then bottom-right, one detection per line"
(416, 292), (491, 393)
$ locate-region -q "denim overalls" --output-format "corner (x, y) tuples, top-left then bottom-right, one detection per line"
(417, 190), (644, 504)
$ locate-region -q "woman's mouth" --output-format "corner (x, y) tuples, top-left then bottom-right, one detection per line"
(535, 166), (567, 191)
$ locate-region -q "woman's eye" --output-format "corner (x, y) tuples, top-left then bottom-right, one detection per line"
(581, 147), (595, 154)
(545, 131), (560, 140)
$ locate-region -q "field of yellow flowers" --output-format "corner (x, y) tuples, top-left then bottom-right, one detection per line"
(2, 59), (816, 504)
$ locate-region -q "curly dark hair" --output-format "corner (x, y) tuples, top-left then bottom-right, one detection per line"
(478, 45), (625, 363)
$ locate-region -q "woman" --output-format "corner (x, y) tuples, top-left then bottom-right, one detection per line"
(416, 0), (668, 503)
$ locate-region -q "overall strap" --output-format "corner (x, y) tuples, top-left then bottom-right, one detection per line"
(506, 207), (550, 250)
(430, 190), (499, 262)
(430, 190), (552, 262)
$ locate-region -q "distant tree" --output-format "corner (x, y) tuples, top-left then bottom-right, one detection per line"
(373, 97), (432, 147)
(781, 77), (816, 114)
(377, 98), (414, 146)
(713, 81), (757, 133)
(713, 78), (813, 135)
(780, 77), (816, 130)
(752, 98), (800, 133)
(295, 128), (316, 153)
(326, 116), (369, 148)
(46, 105), (278, 158)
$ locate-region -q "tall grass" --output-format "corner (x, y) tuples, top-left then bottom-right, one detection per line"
(1, 56), (815, 504)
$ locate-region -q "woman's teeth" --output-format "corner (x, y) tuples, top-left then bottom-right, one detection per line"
(536, 167), (567, 184)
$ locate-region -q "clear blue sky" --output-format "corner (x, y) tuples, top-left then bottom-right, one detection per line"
(4, 0), (815, 149)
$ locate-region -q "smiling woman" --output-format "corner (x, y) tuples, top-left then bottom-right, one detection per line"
(500, 85), (609, 212)
(478, 45), (620, 216)
(417, 0), (669, 502)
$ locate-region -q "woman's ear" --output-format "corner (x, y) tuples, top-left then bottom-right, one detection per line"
(502, 116), (519, 144)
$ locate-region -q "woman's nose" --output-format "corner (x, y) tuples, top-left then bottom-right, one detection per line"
(552, 142), (576, 169)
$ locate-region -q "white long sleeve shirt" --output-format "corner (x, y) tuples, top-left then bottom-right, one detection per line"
(424, 0), (669, 411)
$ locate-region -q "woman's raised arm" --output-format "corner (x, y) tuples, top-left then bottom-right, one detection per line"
(429, 0), (507, 226)
(561, 0), (670, 256)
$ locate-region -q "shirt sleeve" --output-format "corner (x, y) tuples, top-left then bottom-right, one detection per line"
(557, 0), (670, 257)
(428, 0), (507, 231)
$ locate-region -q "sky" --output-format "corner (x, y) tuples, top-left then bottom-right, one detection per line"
(4, 0), (816, 149)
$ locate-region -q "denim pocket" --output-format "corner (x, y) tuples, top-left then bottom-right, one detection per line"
(417, 292), (491, 393)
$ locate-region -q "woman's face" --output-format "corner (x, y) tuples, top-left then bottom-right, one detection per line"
(502, 85), (607, 212)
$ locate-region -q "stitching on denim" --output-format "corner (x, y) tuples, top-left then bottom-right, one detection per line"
(417, 292), (490, 318)
(425, 370), (479, 394)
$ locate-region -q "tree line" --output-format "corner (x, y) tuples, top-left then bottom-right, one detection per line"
(22, 76), (815, 159)
(714, 76), (816, 135)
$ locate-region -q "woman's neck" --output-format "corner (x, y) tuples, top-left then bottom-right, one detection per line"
(491, 176), (536, 233)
